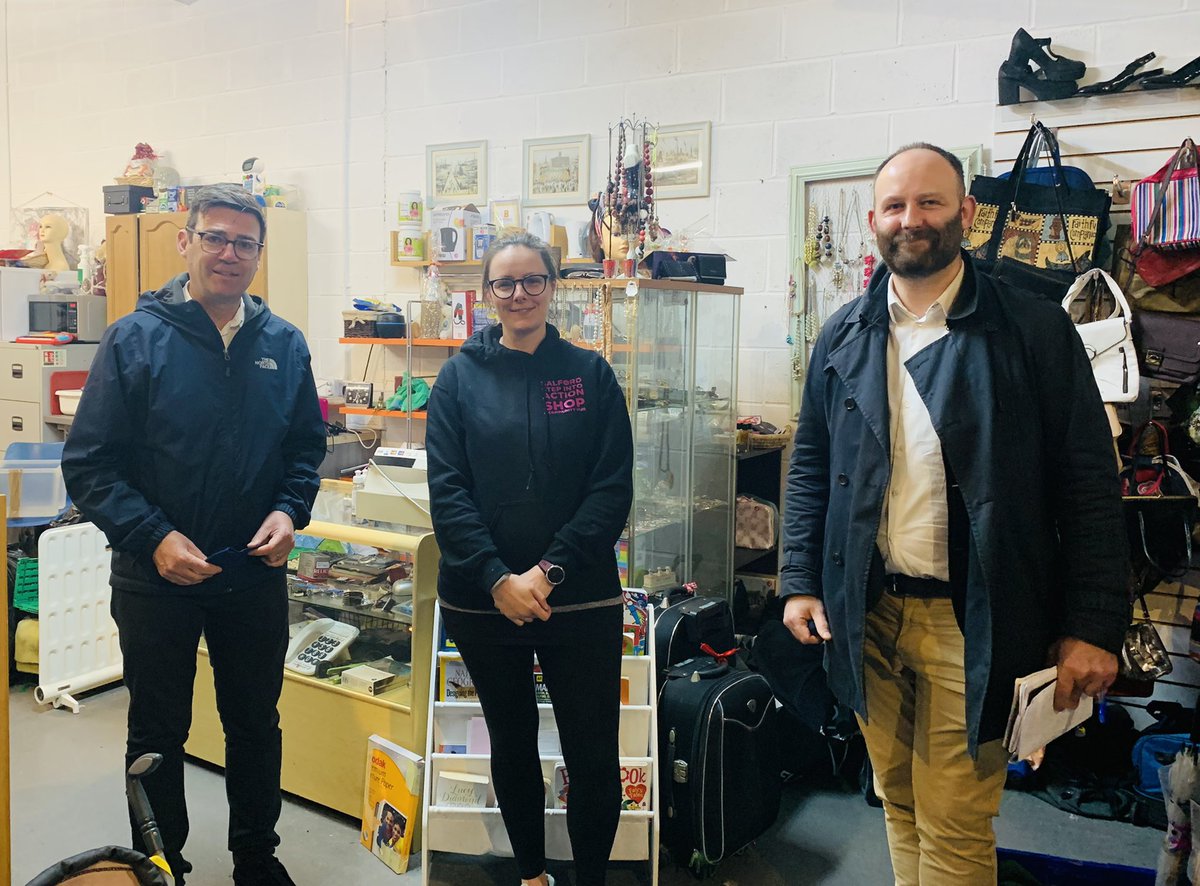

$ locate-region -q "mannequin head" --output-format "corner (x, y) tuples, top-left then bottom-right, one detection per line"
(587, 194), (629, 263)
(38, 214), (68, 246)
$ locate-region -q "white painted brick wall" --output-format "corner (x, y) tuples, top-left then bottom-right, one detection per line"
(3, 0), (1200, 425)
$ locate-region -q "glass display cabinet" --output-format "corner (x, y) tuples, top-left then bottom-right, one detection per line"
(553, 278), (741, 601)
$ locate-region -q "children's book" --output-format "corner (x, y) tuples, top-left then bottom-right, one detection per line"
(360, 734), (423, 874)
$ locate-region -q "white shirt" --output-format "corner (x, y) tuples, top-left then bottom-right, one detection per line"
(875, 262), (965, 581)
(184, 281), (245, 350)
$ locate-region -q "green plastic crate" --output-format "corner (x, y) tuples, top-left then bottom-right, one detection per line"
(12, 557), (37, 614)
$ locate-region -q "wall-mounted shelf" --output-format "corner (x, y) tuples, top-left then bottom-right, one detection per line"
(338, 337), (463, 348)
(341, 407), (428, 419)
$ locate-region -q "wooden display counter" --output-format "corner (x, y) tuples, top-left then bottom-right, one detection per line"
(184, 521), (438, 818)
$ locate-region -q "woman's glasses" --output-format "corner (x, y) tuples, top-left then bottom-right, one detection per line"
(487, 274), (550, 299)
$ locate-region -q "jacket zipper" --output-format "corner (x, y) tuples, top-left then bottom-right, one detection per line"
(224, 347), (231, 377)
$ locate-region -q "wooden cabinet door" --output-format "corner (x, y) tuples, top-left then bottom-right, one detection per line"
(137, 211), (188, 295)
(104, 214), (140, 324)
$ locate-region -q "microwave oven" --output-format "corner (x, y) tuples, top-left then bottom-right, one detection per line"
(28, 293), (108, 342)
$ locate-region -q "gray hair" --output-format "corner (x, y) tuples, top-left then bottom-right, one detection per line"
(481, 230), (559, 293)
(186, 183), (266, 241)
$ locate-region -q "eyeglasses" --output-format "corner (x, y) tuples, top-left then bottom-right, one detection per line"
(487, 274), (551, 299)
(186, 227), (264, 261)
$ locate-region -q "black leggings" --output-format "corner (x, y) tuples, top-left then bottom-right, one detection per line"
(453, 632), (623, 886)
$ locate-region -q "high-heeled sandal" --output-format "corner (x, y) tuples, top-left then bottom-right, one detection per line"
(998, 60), (1081, 105)
(1141, 53), (1200, 89)
(1008, 27), (1086, 82)
(1078, 52), (1158, 95)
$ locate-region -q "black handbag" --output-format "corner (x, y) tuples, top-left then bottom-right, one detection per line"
(1131, 310), (1200, 384)
(966, 122), (1111, 276)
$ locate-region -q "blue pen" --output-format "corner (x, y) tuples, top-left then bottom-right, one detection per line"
(1097, 691), (1107, 724)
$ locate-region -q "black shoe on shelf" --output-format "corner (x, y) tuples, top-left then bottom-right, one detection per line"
(998, 60), (1081, 105)
(1078, 52), (1158, 95)
(232, 855), (296, 886)
(1008, 27), (1087, 82)
(1141, 53), (1200, 89)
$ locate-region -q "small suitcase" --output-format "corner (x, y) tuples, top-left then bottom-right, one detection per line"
(653, 596), (736, 687)
(658, 656), (781, 874)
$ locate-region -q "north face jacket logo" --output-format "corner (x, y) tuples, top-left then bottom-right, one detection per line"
(255, 357), (278, 370)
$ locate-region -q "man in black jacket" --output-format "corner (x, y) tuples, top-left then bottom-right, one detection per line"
(781, 145), (1127, 885)
(62, 184), (325, 886)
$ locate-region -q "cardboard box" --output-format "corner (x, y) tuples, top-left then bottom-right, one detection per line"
(360, 734), (422, 874)
(341, 664), (396, 696)
(471, 224), (496, 261)
(450, 290), (474, 340)
(430, 204), (482, 262)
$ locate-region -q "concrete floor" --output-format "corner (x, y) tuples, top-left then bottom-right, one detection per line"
(10, 681), (1161, 886)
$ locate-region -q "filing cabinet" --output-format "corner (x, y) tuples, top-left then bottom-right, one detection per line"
(0, 342), (98, 451)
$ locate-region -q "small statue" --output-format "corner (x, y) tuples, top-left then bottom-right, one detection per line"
(118, 142), (158, 186)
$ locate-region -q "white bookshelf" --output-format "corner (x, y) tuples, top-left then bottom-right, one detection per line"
(421, 604), (660, 885)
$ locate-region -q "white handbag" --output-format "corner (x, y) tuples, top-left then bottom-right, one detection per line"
(1062, 268), (1139, 403)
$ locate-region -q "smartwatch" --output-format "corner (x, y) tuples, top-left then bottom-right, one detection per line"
(538, 559), (565, 586)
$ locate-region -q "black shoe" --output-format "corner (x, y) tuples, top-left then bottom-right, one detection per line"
(232, 855), (296, 886)
(1008, 27), (1086, 82)
(1078, 52), (1158, 94)
(998, 60), (1080, 105)
(1141, 53), (1200, 89)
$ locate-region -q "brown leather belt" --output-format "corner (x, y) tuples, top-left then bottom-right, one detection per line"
(884, 573), (953, 598)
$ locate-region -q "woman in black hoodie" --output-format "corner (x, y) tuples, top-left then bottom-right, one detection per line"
(425, 232), (634, 886)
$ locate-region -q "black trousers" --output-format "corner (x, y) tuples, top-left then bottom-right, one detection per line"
(453, 625), (623, 886)
(111, 575), (289, 879)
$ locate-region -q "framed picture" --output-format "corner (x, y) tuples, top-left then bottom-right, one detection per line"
(523, 135), (590, 206)
(426, 140), (488, 207)
(489, 198), (521, 231)
(343, 381), (374, 408)
(651, 122), (711, 199)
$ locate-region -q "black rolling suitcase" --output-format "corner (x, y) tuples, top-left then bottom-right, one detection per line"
(653, 596), (737, 687)
(658, 656), (781, 875)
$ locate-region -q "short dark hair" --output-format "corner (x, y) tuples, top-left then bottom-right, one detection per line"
(186, 183), (266, 242)
(481, 231), (559, 292)
(875, 143), (966, 198)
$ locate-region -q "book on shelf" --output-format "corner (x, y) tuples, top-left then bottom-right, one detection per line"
(359, 734), (422, 874)
(435, 770), (490, 807)
(466, 716), (491, 754)
(552, 762), (570, 809)
(623, 590), (649, 655)
(532, 664), (551, 703)
(620, 762), (651, 810)
(438, 657), (477, 702)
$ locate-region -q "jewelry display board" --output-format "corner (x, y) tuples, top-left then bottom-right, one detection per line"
(785, 147), (982, 413)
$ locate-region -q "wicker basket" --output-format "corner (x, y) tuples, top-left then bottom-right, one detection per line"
(749, 425), (792, 449)
(343, 310), (383, 338)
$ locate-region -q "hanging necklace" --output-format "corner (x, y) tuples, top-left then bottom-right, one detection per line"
(804, 205), (819, 268)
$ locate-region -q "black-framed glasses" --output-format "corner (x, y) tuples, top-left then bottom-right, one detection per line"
(487, 274), (551, 299)
(186, 227), (264, 261)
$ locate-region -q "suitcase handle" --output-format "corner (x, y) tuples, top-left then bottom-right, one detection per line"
(665, 657), (730, 681)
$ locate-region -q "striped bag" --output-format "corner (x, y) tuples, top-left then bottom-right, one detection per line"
(1131, 138), (1200, 286)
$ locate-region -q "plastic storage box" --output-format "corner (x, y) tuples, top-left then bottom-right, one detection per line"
(56, 389), (82, 415)
(0, 459), (68, 520)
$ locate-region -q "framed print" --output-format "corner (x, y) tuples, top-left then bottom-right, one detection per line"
(523, 135), (590, 206)
(490, 198), (521, 231)
(427, 140), (488, 207)
(651, 122), (711, 199)
(343, 381), (374, 408)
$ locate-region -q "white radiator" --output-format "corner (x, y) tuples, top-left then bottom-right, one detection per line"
(34, 521), (120, 713)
